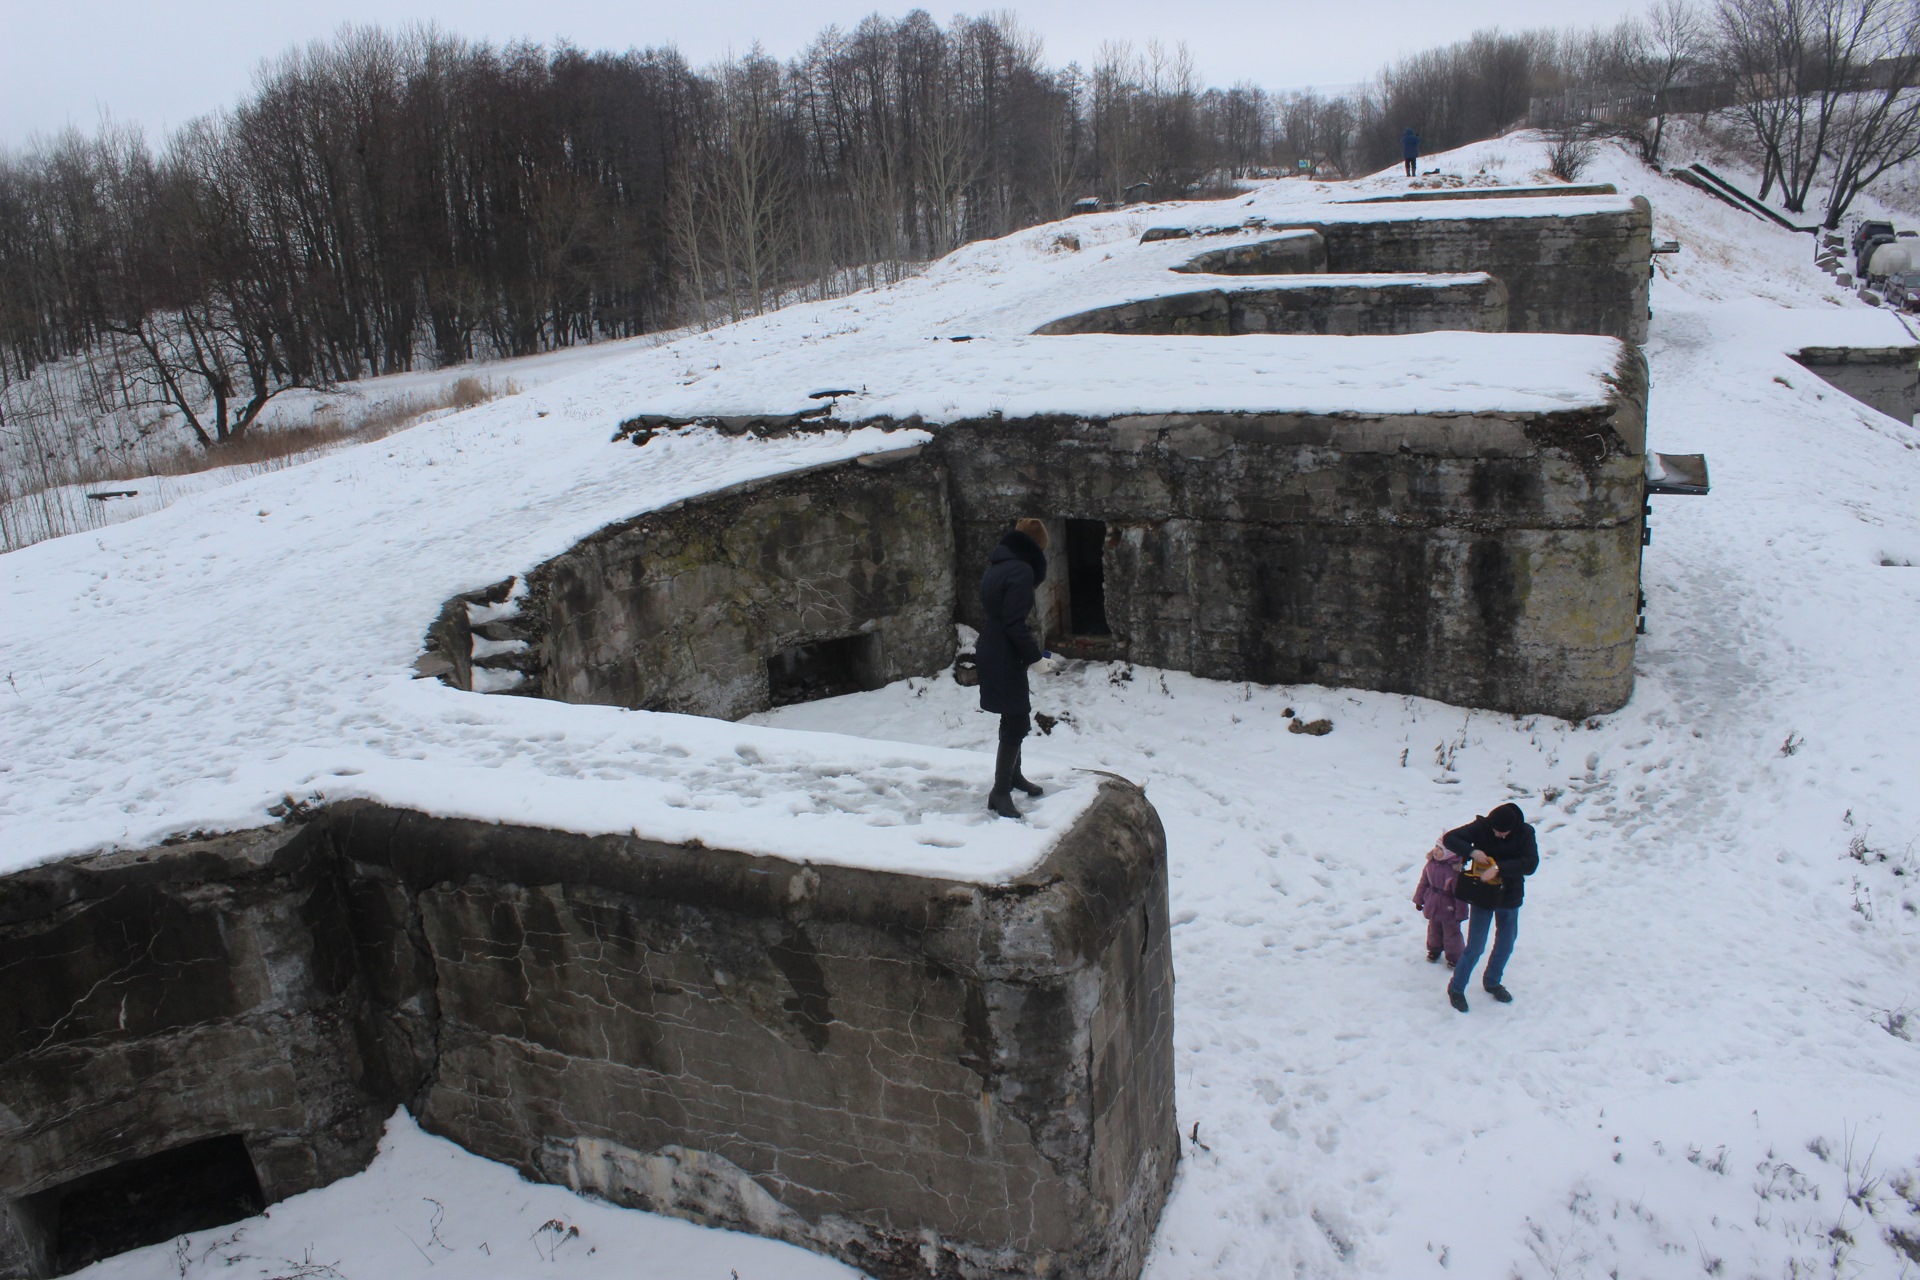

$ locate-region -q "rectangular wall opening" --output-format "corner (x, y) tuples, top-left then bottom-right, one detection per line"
(766, 633), (881, 707)
(16, 1134), (265, 1275)
(1065, 519), (1112, 636)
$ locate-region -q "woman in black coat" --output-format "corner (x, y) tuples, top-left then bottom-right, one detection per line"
(976, 519), (1049, 818)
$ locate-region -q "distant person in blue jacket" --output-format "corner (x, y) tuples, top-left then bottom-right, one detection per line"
(1402, 127), (1421, 177)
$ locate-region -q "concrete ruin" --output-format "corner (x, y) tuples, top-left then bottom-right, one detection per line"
(545, 187), (1657, 720)
(1791, 345), (1920, 423)
(1142, 196), (1653, 341)
(579, 335), (1648, 723)
(1032, 273), (1510, 337)
(2, 181), (1670, 1279)
(1, 783), (1174, 1280)
(453, 350), (1646, 723)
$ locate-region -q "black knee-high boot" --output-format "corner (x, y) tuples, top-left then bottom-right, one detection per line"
(1011, 741), (1043, 796)
(988, 737), (1022, 818)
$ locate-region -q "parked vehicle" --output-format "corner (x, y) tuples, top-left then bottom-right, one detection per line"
(1867, 241), (1913, 284)
(1850, 220), (1896, 276)
(1886, 271), (1920, 311)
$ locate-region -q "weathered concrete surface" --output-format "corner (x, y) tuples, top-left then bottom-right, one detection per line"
(1285, 202), (1653, 343)
(1, 782), (1178, 1280)
(533, 447), (953, 719)
(1169, 231), (1328, 275)
(0, 827), (392, 1279)
(425, 447), (957, 720)
(941, 347), (1650, 720)
(1033, 276), (1508, 337)
(459, 341), (1645, 720)
(333, 780), (1175, 1280)
(1791, 346), (1920, 423)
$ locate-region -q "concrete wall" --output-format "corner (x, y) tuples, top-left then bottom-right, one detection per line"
(1168, 232), (1328, 275)
(0, 781), (1178, 1280)
(523, 447), (956, 720)
(436, 349), (1645, 720)
(1032, 277), (1508, 337)
(940, 348), (1649, 720)
(1288, 202), (1653, 343)
(334, 784), (1176, 1279)
(1791, 346), (1920, 423)
(0, 827), (390, 1279)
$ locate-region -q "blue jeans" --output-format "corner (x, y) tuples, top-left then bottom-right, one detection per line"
(1448, 905), (1519, 994)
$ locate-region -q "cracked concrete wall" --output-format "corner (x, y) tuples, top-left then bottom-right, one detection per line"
(0, 827), (393, 1279)
(1031, 277), (1508, 337)
(518, 447), (956, 720)
(941, 347), (1649, 720)
(1, 781), (1177, 1280)
(1291, 202), (1653, 343)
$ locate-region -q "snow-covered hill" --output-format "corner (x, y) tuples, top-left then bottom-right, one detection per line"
(11, 134), (1920, 1279)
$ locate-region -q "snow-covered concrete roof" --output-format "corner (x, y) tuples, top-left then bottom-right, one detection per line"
(0, 410), (1115, 882)
(1158, 188), (1643, 230)
(632, 331), (1629, 424)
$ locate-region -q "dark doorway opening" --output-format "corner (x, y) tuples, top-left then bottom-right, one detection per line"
(1065, 519), (1111, 636)
(766, 633), (880, 706)
(17, 1134), (265, 1274)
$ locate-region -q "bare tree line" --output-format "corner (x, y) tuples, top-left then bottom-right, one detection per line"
(1366, 0), (1920, 224)
(4, 1), (1920, 482)
(0, 14), (1285, 450)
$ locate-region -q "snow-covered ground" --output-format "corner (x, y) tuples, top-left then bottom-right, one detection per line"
(13, 133), (1920, 1277)
(71, 1113), (861, 1280)
(0, 331), (687, 551)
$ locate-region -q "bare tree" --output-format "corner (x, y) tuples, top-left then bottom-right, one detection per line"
(696, 51), (796, 321)
(917, 90), (979, 255)
(1712, 0), (1920, 212)
(1090, 41), (1139, 202)
(1820, 0), (1920, 224)
(1625, 0), (1708, 165)
(114, 122), (318, 447)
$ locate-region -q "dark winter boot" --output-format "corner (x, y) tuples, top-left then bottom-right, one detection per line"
(1010, 742), (1044, 796)
(1483, 984), (1513, 1004)
(988, 739), (1022, 819)
(1448, 989), (1469, 1013)
(1426, 949), (1441, 963)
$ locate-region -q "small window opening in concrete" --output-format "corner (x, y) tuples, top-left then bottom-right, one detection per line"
(17, 1134), (265, 1274)
(767, 633), (880, 706)
(1065, 519), (1112, 636)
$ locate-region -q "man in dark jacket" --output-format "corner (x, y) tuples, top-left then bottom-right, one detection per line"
(976, 518), (1049, 818)
(1442, 801), (1538, 1011)
(1401, 127), (1421, 177)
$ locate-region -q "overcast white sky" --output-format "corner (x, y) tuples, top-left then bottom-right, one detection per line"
(1, 0), (1653, 151)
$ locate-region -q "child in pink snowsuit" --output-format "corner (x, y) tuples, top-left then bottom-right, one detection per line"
(1413, 840), (1469, 966)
